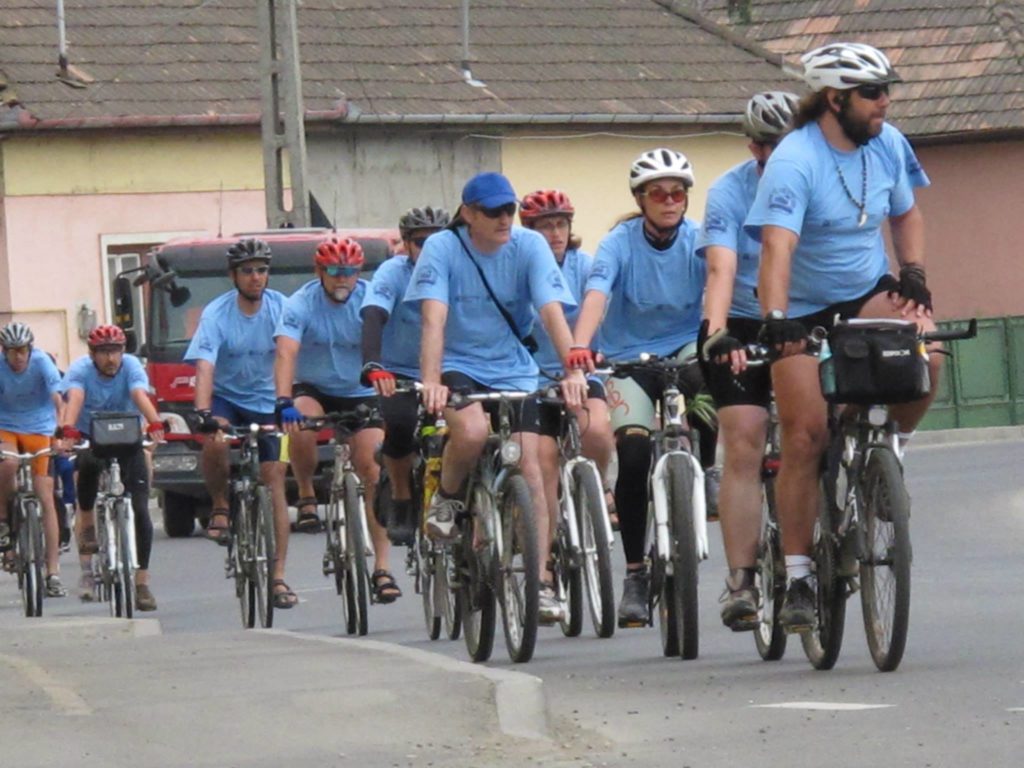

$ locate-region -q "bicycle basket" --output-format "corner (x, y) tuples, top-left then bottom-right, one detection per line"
(820, 320), (930, 405)
(89, 411), (143, 459)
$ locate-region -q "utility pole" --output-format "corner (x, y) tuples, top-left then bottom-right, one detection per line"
(256, 0), (310, 228)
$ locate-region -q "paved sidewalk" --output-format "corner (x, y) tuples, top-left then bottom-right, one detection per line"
(913, 424), (1024, 447)
(0, 617), (606, 768)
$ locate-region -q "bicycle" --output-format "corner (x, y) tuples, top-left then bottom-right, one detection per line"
(1, 445), (54, 617)
(211, 423), (279, 629)
(607, 354), (710, 660)
(446, 390), (540, 664)
(796, 318), (976, 671)
(302, 410), (375, 637)
(538, 386), (616, 639)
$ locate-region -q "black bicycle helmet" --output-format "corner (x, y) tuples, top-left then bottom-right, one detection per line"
(399, 206), (451, 238)
(226, 237), (273, 268)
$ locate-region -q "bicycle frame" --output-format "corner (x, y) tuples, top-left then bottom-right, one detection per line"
(96, 457), (139, 574)
(327, 434), (372, 563)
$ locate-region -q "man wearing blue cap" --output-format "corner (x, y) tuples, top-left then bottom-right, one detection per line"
(405, 171), (587, 623)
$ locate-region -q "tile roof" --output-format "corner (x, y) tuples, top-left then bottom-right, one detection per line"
(0, 0), (800, 131)
(698, 0), (1024, 137)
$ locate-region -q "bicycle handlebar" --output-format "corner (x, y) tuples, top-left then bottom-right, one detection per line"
(0, 447), (58, 462)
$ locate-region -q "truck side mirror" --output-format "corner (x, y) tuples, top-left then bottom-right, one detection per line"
(124, 329), (139, 354)
(113, 276), (135, 330)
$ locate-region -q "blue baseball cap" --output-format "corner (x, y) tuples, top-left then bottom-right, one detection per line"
(461, 172), (518, 209)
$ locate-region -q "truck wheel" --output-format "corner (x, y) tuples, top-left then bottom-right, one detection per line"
(162, 492), (196, 538)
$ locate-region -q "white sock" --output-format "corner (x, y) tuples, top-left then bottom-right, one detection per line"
(785, 555), (812, 582)
(897, 430), (915, 448)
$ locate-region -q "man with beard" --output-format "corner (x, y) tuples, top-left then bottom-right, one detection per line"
(745, 42), (936, 631)
(186, 238), (294, 608)
(274, 236), (401, 604)
(360, 206), (450, 547)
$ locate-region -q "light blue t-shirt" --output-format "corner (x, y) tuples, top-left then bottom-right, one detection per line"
(586, 217), (706, 361)
(0, 349), (62, 434)
(184, 289), (285, 413)
(361, 255), (421, 380)
(532, 248), (593, 385)
(274, 279), (374, 398)
(63, 354), (149, 435)
(404, 225), (576, 391)
(696, 159), (764, 320)
(744, 122), (929, 316)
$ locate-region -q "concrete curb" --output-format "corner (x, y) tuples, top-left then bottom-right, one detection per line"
(265, 629), (551, 741)
(913, 425), (1024, 448)
(1, 616), (163, 639)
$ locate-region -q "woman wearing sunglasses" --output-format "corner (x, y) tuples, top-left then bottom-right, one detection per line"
(569, 148), (717, 629)
(747, 42), (935, 631)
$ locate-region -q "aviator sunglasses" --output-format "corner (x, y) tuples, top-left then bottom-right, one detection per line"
(324, 265), (361, 277)
(641, 187), (687, 204)
(854, 83), (889, 101)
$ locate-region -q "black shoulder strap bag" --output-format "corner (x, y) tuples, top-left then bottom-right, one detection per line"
(454, 230), (538, 354)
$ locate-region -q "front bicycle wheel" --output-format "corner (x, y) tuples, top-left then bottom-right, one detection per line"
(800, 476), (847, 670)
(555, 520), (583, 638)
(253, 486), (276, 629)
(231, 497), (255, 629)
(19, 500), (44, 617)
(574, 462), (615, 638)
(859, 448), (911, 672)
(461, 487), (496, 662)
(497, 473), (539, 663)
(417, 530), (441, 640)
(440, 549), (462, 640)
(116, 500), (136, 619)
(754, 479), (787, 661)
(343, 473), (369, 636)
(666, 456), (699, 660)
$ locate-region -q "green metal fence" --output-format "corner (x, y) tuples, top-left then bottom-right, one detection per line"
(921, 316), (1023, 430)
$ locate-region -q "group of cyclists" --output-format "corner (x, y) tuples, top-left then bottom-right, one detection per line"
(0, 42), (940, 645)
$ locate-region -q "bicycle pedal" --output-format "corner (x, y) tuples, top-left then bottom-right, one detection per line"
(322, 556), (335, 576)
(617, 618), (647, 629)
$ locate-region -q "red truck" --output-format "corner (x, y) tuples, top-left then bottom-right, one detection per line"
(114, 228), (399, 537)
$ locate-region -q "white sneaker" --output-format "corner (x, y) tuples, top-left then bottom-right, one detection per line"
(78, 571), (96, 602)
(538, 584), (565, 625)
(425, 494), (463, 541)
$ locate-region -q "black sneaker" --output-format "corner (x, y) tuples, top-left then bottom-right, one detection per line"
(617, 568), (650, 628)
(779, 576), (817, 633)
(388, 499), (417, 547)
(719, 568), (759, 631)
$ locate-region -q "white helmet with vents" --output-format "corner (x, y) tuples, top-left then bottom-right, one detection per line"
(629, 148), (695, 191)
(801, 42), (901, 91)
(743, 91), (799, 141)
(0, 321), (33, 349)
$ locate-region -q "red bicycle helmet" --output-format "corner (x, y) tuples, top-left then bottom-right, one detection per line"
(315, 236), (365, 269)
(88, 324), (127, 349)
(519, 189), (575, 224)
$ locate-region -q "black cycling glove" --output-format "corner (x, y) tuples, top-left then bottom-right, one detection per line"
(192, 409), (221, 434)
(758, 315), (807, 348)
(897, 264), (932, 312)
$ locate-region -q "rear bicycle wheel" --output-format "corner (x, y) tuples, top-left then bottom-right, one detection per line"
(253, 486), (276, 629)
(19, 500), (44, 617)
(461, 487), (496, 662)
(574, 462), (615, 638)
(667, 455), (699, 660)
(800, 475), (847, 670)
(440, 549), (462, 640)
(418, 531), (441, 640)
(498, 473), (539, 663)
(343, 473), (369, 636)
(859, 448), (911, 672)
(754, 479), (787, 661)
(116, 500), (136, 619)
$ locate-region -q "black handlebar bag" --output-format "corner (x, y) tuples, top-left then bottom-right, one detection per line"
(89, 412), (143, 460)
(819, 320), (931, 405)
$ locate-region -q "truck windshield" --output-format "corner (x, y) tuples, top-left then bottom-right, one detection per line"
(148, 270), (314, 359)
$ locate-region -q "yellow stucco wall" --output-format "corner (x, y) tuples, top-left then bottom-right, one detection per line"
(501, 130), (750, 253)
(3, 130), (267, 196)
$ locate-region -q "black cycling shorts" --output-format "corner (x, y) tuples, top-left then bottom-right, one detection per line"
(293, 383), (383, 429)
(440, 371), (540, 434)
(704, 317), (772, 409)
(538, 379), (606, 438)
(794, 274), (900, 333)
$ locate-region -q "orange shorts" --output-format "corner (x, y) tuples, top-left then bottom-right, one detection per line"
(0, 431), (53, 476)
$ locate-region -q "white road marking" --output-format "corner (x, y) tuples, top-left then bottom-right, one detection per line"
(751, 701), (894, 711)
(0, 653), (93, 716)
(1006, 707), (1024, 713)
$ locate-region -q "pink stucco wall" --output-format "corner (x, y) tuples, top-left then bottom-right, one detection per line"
(913, 139), (1024, 321)
(2, 190), (266, 366)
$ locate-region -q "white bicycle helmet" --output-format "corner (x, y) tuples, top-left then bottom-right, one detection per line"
(0, 321), (34, 349)
(743, 91), (799, 141)
(629, 148), (695, 191)
(801, 42), (901, 91)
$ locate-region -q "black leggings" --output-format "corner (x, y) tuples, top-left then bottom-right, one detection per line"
(76, 448), (153, 570)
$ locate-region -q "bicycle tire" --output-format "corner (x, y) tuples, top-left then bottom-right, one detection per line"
(754, 479), (787, 661)
(324, 494), (344, 596)
(117, 499), (136, 620)
(231, 496), (255, 629)
(441, 550), (462, 640)
(859, 448), (911, 672)
(800, 476), (847, 670)
(667, 455), (699, 660)
(254, 486), (275, 629)
(574, 462), (615, 638)
(556, 519), (583, 638)
(462, 486), (496, 662)
(19, 499), (44, 617)
(108, 500), (131, 619)
(498, 473), (539, 663)
(97, 507), (113, 606)
(343, 473), (369, 636)
(655, 541), (679, 657)
(418, 531), (442, 640)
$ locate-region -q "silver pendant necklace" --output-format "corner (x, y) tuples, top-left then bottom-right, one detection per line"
(831, 147), (868, 227)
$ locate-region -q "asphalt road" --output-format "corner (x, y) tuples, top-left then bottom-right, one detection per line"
(6, 439), (1024, 766)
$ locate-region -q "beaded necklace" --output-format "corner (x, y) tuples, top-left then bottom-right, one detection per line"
(829, 145), (868, 227)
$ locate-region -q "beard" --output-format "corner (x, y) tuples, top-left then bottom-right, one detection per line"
(238, 286), (264, 302)
(323, 281), (353, 304)
(836, 97), (880, 146)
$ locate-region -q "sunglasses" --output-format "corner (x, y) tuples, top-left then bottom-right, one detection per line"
(475, 203), (517, 219)
(409, 236), (430, 248)
(641, 187), (687, 204)
(324, 265), (360, 277)
(237, 265), (269, 276)
(854, 83), (889, 101)
(753, 139), (778, 150)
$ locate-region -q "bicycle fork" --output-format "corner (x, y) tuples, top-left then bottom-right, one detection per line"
(649, 451), (709, 572)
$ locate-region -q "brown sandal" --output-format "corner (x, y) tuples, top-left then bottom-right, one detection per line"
(204, 509), (230, 546)
(272, 579), (298, 609)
